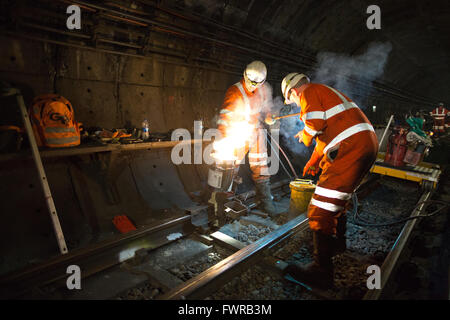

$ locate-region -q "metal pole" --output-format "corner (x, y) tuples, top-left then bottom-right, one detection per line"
(378, 115), (394, 148)
(8, 88), (68, 255)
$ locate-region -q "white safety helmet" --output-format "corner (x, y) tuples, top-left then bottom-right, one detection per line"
(244, 61), (267, 89)
(281, 73), (310, 104)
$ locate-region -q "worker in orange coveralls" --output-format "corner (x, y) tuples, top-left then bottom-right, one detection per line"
(280, 73), (379, 288)
(430, 102), (448, 135)
(217, 61), (281, 215)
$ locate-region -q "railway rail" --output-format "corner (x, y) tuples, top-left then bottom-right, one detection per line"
(0, 173), (445, 300)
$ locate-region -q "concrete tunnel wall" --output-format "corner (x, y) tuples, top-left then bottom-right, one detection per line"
(0, 33), (410, 273)
(0, 35), (245, 273)
(0, 1), (430, 272)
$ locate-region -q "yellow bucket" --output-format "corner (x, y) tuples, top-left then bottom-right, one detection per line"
(289, 179), (316, 217)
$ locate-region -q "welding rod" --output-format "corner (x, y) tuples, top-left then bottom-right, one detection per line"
(265, 112), (301, 125)
(273, 112), (301, 120)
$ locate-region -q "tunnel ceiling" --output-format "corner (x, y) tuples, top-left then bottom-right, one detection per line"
(174, 0), (450, 104)
(1, 0), (448, 106)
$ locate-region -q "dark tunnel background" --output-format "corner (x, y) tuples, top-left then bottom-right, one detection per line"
(0, 0), (448, 273)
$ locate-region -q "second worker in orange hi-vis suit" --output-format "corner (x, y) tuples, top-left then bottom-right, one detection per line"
(280, 73), (379, 288)
(216, 61), (282, 215)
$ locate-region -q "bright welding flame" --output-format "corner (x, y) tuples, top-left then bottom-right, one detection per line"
(213, 121), (254, 161)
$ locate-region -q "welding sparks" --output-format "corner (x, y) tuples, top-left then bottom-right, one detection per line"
(212, 121), (255, 161)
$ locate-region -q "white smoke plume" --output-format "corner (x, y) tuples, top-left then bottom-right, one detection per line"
(264, 42), (392, 163)
(312, 42), (393, 106)
(265, 95), (312, 165)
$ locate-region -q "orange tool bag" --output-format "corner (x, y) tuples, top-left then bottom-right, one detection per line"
(29, 94), (81, 148)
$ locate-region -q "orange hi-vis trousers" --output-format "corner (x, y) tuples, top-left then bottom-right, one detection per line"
(235, 128), (270, 183)
(307, 130), (378, 235)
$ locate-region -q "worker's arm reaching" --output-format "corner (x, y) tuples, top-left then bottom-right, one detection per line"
(302, 148), (323, 176)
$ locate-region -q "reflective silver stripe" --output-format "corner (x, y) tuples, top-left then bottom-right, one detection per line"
(326, 102), (358, 118)
(248, 152), (268, 159)
(323, 123), (375, 154)
(434, 117), (445, 120)
(303, 111), (325, 121)
(432, 109), (445, 116)
(220, 109), (233, 114)
(217, 119), (229, 126)
(249, 160), (268, 166)
(235, 82), (250, 121)
(310, 198), (343, 212)
(46, 136), (79, 145)
(325, 86), (360, 114)
(303, 102), (359, 122)
(315, 186), (352, 200)
(45, 127), (76, 133)
(303, 125), (319, 137)
(326, 85), (348, 101)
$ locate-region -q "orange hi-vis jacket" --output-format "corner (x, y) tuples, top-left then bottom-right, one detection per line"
(296, 83), (379, 235)
(430, 106), (448, 132)
(297, 83), (375, 160)
(217, 79), (271, 182)
(217, 79), (269, 135)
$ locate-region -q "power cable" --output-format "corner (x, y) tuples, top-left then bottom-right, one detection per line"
(266, 137), (293, 180)
(351, 193), (449, 227)
(266, 131), (299, 179)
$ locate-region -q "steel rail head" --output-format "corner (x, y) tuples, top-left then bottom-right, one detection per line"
(0, 215), (193, 298)
(160, 214), (309, 300)
(363, 190), (433, 300)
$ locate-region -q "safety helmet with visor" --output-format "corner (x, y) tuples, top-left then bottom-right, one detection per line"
(244, 61), (267, 91)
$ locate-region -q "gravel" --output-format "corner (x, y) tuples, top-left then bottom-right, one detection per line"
(206, 177), (423, 300)
(116, 177), (426, 300)
(169, 251), (224, 282)
(116, 284), (162, 300)
(219, 220), (275, 245)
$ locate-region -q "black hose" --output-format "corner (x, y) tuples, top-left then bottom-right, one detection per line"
(266, 138), (293, 180)
(351, 193), (449, 227)
(266, 131), (299, 179)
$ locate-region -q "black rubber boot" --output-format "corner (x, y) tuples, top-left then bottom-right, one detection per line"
(334, 214), (347, 256)
(284, 231), (334, 289)
(255, 180), (283, 216)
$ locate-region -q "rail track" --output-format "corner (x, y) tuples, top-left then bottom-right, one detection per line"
(1, 172), (447, 300)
